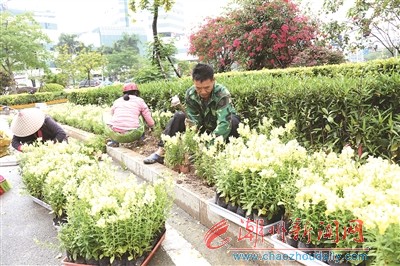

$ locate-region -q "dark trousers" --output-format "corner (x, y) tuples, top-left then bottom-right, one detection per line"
(158, 111), (240, 147)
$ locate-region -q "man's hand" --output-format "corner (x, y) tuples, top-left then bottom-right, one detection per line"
(171, 95), (181, 107)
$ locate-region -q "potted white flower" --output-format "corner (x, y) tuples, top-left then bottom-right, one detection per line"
(59, 177), (173, 266)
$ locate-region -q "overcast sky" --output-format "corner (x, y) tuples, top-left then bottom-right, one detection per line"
(6, 0), (230, 32)
(5, 0), (349, 33)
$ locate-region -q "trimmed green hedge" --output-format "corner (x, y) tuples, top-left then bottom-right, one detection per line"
(0, 91), (67, 106)
(40, 83), (64, 92)
(2, 58), (400, 162)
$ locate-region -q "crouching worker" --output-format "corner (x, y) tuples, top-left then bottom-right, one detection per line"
(104, 83), (155, 147)
(143, 63), (240, 164)
(11, 108), (68, 152)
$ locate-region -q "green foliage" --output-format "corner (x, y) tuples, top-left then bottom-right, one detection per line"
(0, 91), (66, 106)
(128, 0), (178, 78)
(67, 85), (122, 106)
(75, 50), (107, 81)
(55, 33), (84, 54)
(41, 72), (68, 87)
(321, 0), (400, 56)
(54, 45), (79, 86)
(151, 110), (173, 139)
(363, 224), (400, 265)
(10, 58), (400, 163)
(0, 70), (13, 94)
(131, 63), (165, 84)
(40, 83), (64, 93)
(0, 12), (51, 78)
(163, 128), (198, 170)
(102, 33), (142, 80)
(83, 135), (107, 154)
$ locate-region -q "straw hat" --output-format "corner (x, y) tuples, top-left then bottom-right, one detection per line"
(11, 108), (46, 137)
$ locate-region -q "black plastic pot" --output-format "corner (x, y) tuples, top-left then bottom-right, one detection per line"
(328, 260), (352, 266)
(297, 240), (315, 256)
(252, 213), (269, 226)
(227, 202), (238, 213)
(236, 206), (246, 217)
(215, 192), (228, 209)
(285, 236), (298, 248)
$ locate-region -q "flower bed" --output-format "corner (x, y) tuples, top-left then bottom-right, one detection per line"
(17, 139), (174, 265)
(41, 103), (400, 265)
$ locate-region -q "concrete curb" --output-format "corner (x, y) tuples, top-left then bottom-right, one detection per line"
(63, 125), (301, 265)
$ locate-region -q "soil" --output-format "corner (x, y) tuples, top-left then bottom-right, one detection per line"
(119, 129), (216, 198)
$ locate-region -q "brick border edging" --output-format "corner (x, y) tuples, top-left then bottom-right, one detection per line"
(63, 124), (301, 265)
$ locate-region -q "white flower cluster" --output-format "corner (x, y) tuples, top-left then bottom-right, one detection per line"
(45, 103), (109, 133)
(18, 139), (174, 236)
(295, 146), (400, 236)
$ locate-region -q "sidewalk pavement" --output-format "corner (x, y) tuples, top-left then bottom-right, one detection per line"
(0, 115), (199, 266)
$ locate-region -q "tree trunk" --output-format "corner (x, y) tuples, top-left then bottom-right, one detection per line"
(166, 56), (181, 78)
(152, 6), (167, 79)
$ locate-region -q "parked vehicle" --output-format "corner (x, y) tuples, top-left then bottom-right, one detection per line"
(78, 79), (101, 88)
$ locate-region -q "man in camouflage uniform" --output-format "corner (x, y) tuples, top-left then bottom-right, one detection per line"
(144, 63), (240, 164)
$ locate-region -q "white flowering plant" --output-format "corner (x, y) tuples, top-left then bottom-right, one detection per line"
(162, 127), (197, 171)
(59, 176), (173, 264)
(151, 110), (174, 138)
(18, 140), (112, 217)
(292, 147), (400, 265)
(193, 132), (226, 185)
(215, 118), (308, 219)
(46, 103), (108, 135)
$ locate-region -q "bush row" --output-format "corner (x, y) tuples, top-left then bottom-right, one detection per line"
(2, 58), (400, 162)
(0, 91), (67, 106)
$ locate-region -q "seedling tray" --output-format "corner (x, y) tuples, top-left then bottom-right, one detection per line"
(208, 198), (281, 236)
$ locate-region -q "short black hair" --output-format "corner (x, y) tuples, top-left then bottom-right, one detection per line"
(192, 63), (214, 82)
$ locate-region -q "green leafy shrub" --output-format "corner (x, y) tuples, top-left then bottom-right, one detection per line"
(40, 83), (64, 92)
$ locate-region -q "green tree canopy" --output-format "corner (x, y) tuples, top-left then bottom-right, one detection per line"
(75, 50), (107, 82)
(0, 12), (51, 86)
(322, 0), (400, 56)
(98, 33), (142, 80)
(128, 0), (181, 78)
(55, 33), (85, 54)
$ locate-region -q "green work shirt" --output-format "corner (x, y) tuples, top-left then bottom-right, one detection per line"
(185, 83), (237, 140)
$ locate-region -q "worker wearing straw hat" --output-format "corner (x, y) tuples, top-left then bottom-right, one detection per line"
(10, 108), (68, 152)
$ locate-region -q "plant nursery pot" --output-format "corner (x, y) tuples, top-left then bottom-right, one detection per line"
(252, 213), (270, 226)
(328, 260), (352, 266)
(226, 202), (238, 213)
(297, 240), (315, 256)
(215, 192), (228, 209)
(30, 195), (52, 211)
(140, 232), (165, 266)
(236, 205), (246, 217)
(283, 235), (299, 248)
(179, 164), (190, 174)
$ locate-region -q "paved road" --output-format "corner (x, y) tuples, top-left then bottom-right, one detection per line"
(1, 164), (61, 265)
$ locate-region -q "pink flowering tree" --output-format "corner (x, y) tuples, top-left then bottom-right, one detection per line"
(189, 0), (319, 71)
(188, 16), (237, 72)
